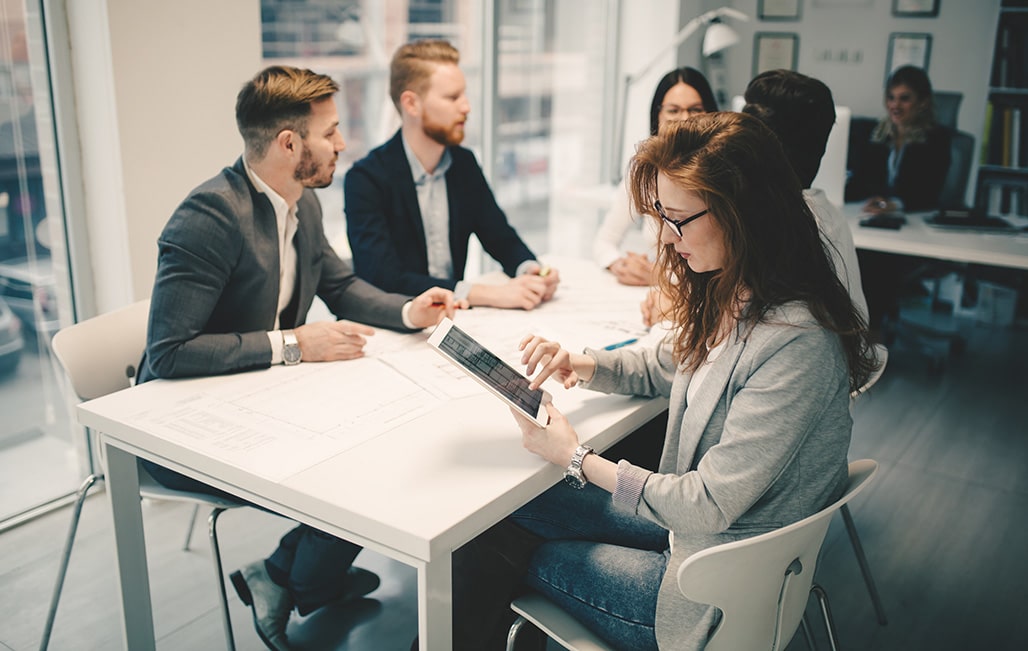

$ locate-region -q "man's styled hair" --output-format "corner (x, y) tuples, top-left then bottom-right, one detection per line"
(389, 39), (460, 112)
(235, 65), (339, 159)
(742, 69), (836, 188)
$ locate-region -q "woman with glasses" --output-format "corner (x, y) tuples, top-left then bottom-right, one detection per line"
(592, 67), (717, 288)
(449, 113), (878, 651)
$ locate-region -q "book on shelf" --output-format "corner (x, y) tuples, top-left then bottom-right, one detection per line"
(979, 100), (1028, 168)
(992, 12), (1028, 89)
(1011, 107), (1021, 167)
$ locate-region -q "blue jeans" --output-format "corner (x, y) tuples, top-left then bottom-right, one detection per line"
(511, 482), (670, 651)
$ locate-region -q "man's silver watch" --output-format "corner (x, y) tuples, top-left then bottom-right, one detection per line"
(563, 444), (594, 490)
(282, 330), (302, 366)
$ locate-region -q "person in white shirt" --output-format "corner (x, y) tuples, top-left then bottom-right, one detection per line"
(741, 69), (869, 321)
(593, 67), (718, 287)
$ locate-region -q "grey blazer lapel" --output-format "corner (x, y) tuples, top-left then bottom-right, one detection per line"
(677, 333), (747, 460)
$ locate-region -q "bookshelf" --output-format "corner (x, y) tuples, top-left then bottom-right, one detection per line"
(977, 2), (1028, 215)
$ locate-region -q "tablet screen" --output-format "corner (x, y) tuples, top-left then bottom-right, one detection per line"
(434, 322), (544, 417)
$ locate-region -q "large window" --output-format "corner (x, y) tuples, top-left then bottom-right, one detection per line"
(0, 0), (77, 526)
(259, 0), (615, 265)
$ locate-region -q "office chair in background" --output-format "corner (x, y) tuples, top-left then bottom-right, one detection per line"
(506, 460), (880, 651)
(932, 91), (963, 131)
(890, 126), (975, 370)
(41, 300), (246, 651)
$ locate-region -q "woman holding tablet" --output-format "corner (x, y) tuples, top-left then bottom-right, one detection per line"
(448, 113), (878, 651)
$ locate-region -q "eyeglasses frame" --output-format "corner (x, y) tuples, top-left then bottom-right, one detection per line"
(654, 200), (709, 238)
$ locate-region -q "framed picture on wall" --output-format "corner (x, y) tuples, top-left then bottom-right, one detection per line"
(753, 33), (799, 77)
(892, 0), (940, 18)
(758, 0), (802, 21)
(886, 32), (932, 77)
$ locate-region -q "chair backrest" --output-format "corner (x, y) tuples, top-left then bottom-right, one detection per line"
(852, 343), (889, 400)
(938, 129), (976, 210)
(932, 91), (963, 130)
(677, 459), (878, 651)
(51, 300), (150, 401)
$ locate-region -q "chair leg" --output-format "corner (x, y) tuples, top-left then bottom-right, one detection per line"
(800, 614), (817, 651)
(207, 507), (236, 651)
(506, 615), (529, 651)
(811, 584), (840, 651)
(182, 503), (200, 551)
(840, 504), (888, 625)
(39, 473), (103, 651)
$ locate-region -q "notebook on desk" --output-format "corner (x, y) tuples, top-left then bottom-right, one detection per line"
(923, 210), (1015, 232)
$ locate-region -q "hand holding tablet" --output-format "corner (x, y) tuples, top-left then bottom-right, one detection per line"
(427, 318), (551, 427)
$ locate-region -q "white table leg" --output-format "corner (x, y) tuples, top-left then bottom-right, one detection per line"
(104, 442), (156, 651)
(417, 552), (453, 651)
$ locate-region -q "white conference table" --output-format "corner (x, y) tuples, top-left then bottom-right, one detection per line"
(79, 257), (668, 651)
(843, 201), (1028, 270)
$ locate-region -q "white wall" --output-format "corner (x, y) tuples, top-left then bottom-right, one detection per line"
(617, 0), (683, 176)
(67, 0), (260, 313)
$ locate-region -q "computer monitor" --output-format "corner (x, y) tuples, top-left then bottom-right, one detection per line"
(812, 106), (851, 208)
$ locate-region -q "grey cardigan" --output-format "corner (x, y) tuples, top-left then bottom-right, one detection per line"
(582, 303), (852, 650)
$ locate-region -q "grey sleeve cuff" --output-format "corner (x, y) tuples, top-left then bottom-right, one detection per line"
(454, 280), (471, 302)
(613, 459), (651, 511)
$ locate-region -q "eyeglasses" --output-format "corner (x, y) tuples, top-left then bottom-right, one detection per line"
(654, 200), (708, 238)
(659, 104), (706, 119)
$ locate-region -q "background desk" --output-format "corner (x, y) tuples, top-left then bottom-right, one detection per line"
(844, 202), (1028, 270)
(78, 257), (668, 651)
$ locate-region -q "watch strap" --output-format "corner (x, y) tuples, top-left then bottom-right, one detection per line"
(563, 444), (594, 489)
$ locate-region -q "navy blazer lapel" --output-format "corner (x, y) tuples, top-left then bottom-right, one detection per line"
(385, 132), (428, 251)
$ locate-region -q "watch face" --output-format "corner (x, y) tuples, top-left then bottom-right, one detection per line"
(563, 470), (586, 490)
(283, 344), (302, 364)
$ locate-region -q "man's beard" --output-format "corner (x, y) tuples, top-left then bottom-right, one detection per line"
(294, 144), (334, 188)
(423, 116), (464, 147)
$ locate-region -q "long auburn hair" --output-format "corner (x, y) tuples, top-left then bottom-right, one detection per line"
(627, 112), (877, 391)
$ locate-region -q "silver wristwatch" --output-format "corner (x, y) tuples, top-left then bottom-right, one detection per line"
(563, 444), (594, 489)
(282, 330), (302, 366)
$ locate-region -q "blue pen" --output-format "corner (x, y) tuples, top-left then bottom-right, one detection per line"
(603, 337), (638, 351)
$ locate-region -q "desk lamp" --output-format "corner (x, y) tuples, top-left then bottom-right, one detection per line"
(611, 6), (748, 183)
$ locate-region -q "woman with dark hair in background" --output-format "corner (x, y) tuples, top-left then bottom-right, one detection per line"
(593, 67), (718, 287)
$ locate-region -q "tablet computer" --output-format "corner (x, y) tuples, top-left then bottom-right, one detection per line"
(427, 318), (550, 427)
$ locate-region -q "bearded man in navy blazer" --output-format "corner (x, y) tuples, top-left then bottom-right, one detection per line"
(344, 39), (561, 310)
(140, 65), (457, 650)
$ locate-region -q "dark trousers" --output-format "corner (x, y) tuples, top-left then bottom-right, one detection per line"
(142, 460), (361, 615)
(856, 249), (926, 331)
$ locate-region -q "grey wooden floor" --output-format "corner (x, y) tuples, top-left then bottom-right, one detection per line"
(1, 315), (1026, 651)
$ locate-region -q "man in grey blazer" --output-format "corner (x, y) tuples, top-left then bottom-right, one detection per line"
(139, 65), (457, 651)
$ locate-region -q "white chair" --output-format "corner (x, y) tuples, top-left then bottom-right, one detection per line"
(506, 460), (879, 651)
(840, 344), (889, 626)
(40, 300), (245, 651)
